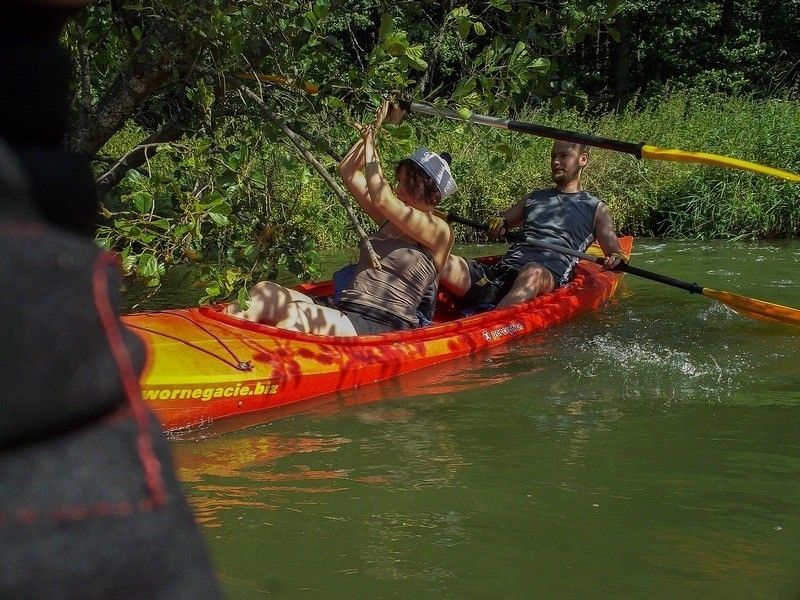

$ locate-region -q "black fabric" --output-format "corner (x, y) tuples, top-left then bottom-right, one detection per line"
(461, 260), (519, 310)
(0, 2), (99, 237)
(338, 306), (405, 335)
(0, 28), (72, 147)
(0, 413), (220, 599)
(16, 145), (100, 237)
(0, 226), (144, 448)
(0, 219), (223, 598)
(461, 258), (564, 313)
(337, 302), (414, 334)
(0, 6), (222, 597)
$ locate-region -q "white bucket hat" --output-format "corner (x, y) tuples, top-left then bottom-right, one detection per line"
(408, 147), (457, 199)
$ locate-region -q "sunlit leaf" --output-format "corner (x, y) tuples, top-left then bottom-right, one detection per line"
(129, 191), (153, 214)
(137, 253), (158, 278)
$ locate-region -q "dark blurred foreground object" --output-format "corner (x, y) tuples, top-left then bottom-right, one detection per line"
(0, 2), (222, 597)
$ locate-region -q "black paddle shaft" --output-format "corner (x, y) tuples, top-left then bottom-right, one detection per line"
(399, 100), (645, 157)
(441, 211), (704, 296)
(506, 120), (644, 157)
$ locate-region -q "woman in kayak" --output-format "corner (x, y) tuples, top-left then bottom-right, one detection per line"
(224, 101), (456, 336)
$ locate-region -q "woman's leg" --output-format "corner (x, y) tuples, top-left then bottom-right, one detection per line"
(275, 302), (358, 336)
(439, 254), (471, 297)
(224, 280), (358, 336)
(224, 281), (314, 323)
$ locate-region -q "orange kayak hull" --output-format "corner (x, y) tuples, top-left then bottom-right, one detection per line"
(123, 238), (632, 431)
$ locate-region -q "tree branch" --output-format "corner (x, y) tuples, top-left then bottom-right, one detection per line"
(95, 118), (186, 197)
(228, 77), (381, 269)
(66, 22), (196, 156)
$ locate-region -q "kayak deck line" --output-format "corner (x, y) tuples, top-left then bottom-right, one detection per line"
(123, 237), (633, 432)
(127, 309), (253, 371)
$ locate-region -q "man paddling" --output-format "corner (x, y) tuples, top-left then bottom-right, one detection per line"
(441, 140), (628, 310)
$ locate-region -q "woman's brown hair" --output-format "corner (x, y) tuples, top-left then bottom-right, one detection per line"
(394, 152), (452, 207)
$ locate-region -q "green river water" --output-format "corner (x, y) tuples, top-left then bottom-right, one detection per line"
(129, 239), (800, 599)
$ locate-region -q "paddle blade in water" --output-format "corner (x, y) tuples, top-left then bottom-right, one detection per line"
(702, 288), (800, 326)
(641, 145), (800, 183)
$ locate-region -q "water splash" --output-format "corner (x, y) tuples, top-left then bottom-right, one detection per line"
(567, 332), (743, 403)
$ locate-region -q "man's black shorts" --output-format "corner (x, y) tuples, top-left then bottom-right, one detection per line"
(460, 260), (520, 311)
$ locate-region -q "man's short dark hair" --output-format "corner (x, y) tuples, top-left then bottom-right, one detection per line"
(554, 140), (590, 156)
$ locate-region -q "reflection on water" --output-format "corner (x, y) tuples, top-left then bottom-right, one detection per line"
(158, 239), (800, 598)
(174, 433), (352, 527)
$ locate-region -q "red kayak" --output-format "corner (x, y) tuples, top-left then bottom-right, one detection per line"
(123, 237), (632, 432)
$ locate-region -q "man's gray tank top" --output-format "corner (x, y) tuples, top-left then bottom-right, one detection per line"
(500, 188), (602, 285)
(338, 225), (437, 328)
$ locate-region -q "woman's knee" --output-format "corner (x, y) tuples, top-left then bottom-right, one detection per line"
(440, 255), (470, 297)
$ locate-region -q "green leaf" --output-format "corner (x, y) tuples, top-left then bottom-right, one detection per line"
(121, 249), (137, 272)
(198, 192), (230, 213)
(489, 0), (512, 12)
(124, 169), (147, 185)
(530, 57), (551, 72)
(312, 0), (329, 20)
(473, 22), (486, 36)
(457, 107), (473, 120)
(386, 124), (413, 140)
(129, 191), (153, 214)
(326, 96), (346, 109)
(511, 41), (527, 60)
(148, 218), (171, 231)
(494, 142), (514, 161)
(242, 244), (258, 260)
(550, 95), (565, 110)
(457, 19), (472, 39)
(225, 268), (239, 288)
(131, 26), (142, 41)
(136, 253), (158, 278)
(404, 45), (428, 71)
(236, 287), (251, 311)
(378, 13), (394, 39)
(606, 0), (623, 17)
(384, 32), (409, 56)
(452, 76), (477, 100)
(208, 211), (229, 226)
(607, 27), (622, 43)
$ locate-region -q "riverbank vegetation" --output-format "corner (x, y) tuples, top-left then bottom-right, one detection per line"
(65, 1), (799, 301)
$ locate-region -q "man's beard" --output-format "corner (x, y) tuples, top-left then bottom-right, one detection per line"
(551, 165), (580, 185)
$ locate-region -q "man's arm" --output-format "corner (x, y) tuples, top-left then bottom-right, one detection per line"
(488, 197), (526, 238)
(503, 197), (526, 229)
(593, 202), (626, 270)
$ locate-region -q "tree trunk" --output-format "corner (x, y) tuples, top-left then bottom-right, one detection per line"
(720, 0), (735, 42)
(66, 26), (194, 156)
(610, 13), (631, 113)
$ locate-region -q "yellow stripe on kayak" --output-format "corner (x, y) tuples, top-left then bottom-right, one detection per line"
(641, 145), (800, 182)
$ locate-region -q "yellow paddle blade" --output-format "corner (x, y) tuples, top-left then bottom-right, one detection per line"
(641, 145), (800, 183)
(702, 288), (800, 326)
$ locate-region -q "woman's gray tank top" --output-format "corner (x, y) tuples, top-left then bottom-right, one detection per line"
(338, 225), (437, 328)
